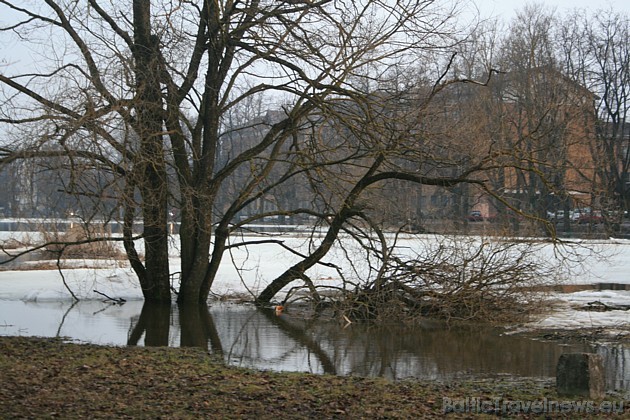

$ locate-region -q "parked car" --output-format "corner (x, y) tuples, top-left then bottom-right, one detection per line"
(577, 210), (603, 224)
(546, 210), (566, 222)
(571, 208), (590, 221)
(466, 210), (484, 222)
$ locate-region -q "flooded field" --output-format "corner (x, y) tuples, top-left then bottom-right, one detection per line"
(1, 300), (628, 391)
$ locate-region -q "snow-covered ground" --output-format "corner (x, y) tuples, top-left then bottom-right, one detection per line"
(1, 232), (630, 332)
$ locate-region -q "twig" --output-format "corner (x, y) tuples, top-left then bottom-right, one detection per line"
(56, 252), (79, 301)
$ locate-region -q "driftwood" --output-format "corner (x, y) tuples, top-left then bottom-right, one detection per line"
(93, 290), (126, 304)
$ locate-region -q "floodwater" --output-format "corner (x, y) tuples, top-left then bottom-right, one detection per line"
(0, 300), (628, 391)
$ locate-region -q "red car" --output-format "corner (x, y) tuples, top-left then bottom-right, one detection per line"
(577, 211), (603, 224)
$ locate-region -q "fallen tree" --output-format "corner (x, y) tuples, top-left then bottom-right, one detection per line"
(330, 235), (556, 324)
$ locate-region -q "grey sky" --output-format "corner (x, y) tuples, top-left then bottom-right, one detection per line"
(472, 0), (630, 20)
(2, 1), (629, 72)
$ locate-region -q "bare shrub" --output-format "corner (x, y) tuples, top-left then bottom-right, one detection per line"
(2, 238), (27, 250)
(335, 236), (556, 325)
(42, 225), (124, 260)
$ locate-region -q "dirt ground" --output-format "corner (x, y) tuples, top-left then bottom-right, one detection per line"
(1, 336), (627, 419)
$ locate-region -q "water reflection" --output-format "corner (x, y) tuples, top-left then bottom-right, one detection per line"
(126, 302), (224, 352)
(1, 299), (628, 390)
(128, 302), (171, 346)
(599, 346), (630, 391)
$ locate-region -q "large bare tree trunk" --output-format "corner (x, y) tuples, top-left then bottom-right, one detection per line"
(130, 0), (171, 302)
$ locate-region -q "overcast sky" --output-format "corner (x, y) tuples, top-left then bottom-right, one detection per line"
(2, 1), (629, 72)
(473, 0), (630, 20)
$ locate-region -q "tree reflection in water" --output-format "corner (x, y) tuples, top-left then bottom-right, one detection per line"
(127, 302), (223, 352)
(179, 304), (223, 353)
(259, 307), (337, 374)
(125, 303), (338, 374)
(127, 302), (171, 346)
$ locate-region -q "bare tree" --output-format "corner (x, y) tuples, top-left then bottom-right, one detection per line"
(560, 8), (630, 223)
(483, 4), (598, 234)
(0, 1), (572, 309)
(0, 1), (474, 304)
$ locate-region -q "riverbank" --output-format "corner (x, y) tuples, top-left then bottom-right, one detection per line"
(1, 336), (626, 418)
